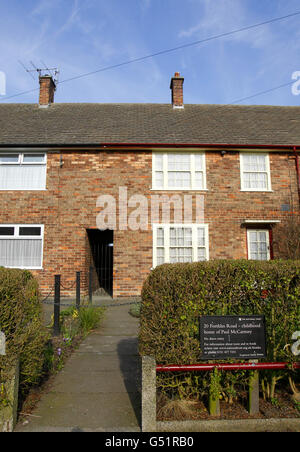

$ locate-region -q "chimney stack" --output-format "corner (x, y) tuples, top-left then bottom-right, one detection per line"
(39, 75), (56, 107)
(170, 72), (184, 109)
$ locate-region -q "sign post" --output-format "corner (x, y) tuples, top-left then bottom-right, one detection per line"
(0, 331), (5, 356)
(200, 315), (266, 416)
(248, 360), (259, 415)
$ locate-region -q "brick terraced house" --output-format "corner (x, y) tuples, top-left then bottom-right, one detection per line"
(0, 72), (299, 298)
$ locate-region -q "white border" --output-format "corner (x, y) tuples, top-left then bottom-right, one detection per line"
(152, 152), (207, 191)
(247, 228), (270, 261)
(240, 152), (272, 192)
(152, 223), (209, 267)
(0, 151), (47, 191)
(0, 224), (44, 269)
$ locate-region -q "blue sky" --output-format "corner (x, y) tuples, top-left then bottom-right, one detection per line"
(0, 0), (300, 105)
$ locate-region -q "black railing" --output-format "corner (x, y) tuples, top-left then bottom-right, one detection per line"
(41, 271), (135, 336)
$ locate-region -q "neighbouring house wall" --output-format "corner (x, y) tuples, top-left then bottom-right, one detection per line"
(0, 150), (298, 298)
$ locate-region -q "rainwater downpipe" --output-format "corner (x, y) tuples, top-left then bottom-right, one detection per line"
(293, 146), (300, 208)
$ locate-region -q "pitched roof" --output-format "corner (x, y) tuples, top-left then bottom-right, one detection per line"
(0, 103), (300, 147)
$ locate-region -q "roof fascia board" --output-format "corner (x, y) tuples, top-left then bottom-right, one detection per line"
(0, 147), (53, 152)
(0, 144), (299, 152)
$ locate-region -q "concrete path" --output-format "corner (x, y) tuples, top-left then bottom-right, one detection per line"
(15, 304), (141, 432)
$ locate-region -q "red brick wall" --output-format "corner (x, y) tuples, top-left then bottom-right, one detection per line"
(39, 76), (55, 106)
(170, 73), (184, 108)
(0, 150), (298, 298)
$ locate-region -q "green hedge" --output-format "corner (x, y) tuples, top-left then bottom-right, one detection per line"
(139, 260), (300, 400)
(0, 268), (49, 396)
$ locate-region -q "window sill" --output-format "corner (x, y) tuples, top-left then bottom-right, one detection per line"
(240, 189), (273, 193)
(0, 189), (47, 191)
(2, 266), (43, 270)
(150, 188), (209, 192)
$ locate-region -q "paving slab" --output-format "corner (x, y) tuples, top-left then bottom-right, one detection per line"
(15, 304), (141, 432)
(17, 393), (140, 431)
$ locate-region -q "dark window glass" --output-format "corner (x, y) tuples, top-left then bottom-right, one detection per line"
(0, 227), (14, 236)
(19, 227), (41, 236)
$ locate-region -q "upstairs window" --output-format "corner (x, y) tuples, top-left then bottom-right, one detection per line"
(153, 152), (206, 190)
(0, 152), (47, 190)
(240, 153), (271, 191)
(0, 225), (44, 269)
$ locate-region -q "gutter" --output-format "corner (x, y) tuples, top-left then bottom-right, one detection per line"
(0, 143), (300, 150)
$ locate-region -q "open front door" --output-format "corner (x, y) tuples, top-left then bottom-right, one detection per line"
(87, 229), (113, 297)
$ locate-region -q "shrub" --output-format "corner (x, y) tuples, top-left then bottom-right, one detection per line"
(139, 260), (300, 400)
(0, 268), (49, 396)
(273, 215), (300, 259)
(77, 305), (105, 335)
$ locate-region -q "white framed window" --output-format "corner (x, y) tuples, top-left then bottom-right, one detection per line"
(0, 225), (44, 269)
(153, 224), (209, 267)
(240, 153), (271, 191)
(152, 152), (207, 190)
(0, 152), (47, 190)
(247, 229), (270, 261)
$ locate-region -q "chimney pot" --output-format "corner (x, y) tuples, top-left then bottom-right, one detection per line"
(39, 75), (56, 107)
(170, 72), (184, 109)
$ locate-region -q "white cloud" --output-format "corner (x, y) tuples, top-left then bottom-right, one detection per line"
(0, 0), (166, 103)
(176, 0), (300, 104)
(179, 0), (270, 49)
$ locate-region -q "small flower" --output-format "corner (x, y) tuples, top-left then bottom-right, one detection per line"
(57, 348), (62, 356)
(72, 310), (79, 319)
(63, 336), (72, 345)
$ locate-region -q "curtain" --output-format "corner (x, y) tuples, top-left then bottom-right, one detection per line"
(0, 165), (46, 190)
(0, 239), (43, 268)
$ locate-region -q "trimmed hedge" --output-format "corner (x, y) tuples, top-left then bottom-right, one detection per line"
(0, 268), (49, 396)
(140, 260), (300, 363)
(139, 260), (300, 400)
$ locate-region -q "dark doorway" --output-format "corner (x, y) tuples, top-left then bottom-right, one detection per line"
(87, 229), (113, 297)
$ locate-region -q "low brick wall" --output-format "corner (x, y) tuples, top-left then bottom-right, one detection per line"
(141, 355), (300, 433)
(157, 418), (300, 432)
(141, 356), (157, 432)
(0, 359), (19, 432)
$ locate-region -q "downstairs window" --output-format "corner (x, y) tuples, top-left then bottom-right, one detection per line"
(247, 229), (271, 261)
(0, 225), (44, 269)
(153, 224), (209, 267)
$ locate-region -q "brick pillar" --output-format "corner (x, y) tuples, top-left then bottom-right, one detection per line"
(142, 356), (157, 432)
(170, 72), (184, 109)
(39, 75), (56, 106)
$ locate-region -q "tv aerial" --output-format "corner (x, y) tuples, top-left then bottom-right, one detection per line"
(18, 60), (60, 86)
